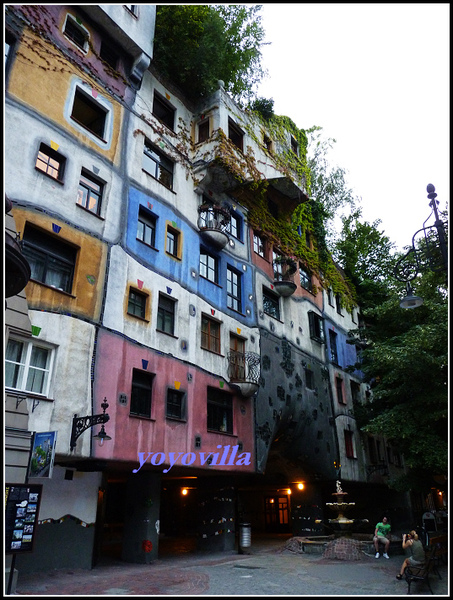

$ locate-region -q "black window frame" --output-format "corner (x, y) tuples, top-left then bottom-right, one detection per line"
(152, 91), (175, 131)
(207, 387), (233, 434)
(166, 388), (185, 420)
(35, 143), (66, 182)
(137, 207), (157, 248)
(142, 140), (174, 190)
(127, 288), (148, 319)
(263, 287), (280, 320)
(308, 311), (325, 343)
(130, 368), (154, 418)
(77, 169), (103, 215)
(227, 266), (242, 313)
(21, 225), (77, 294)
(157, 293), (176, 336)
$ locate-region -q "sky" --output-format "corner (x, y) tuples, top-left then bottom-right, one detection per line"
(256, 3), (449, 251)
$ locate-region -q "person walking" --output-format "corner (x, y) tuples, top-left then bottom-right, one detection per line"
(396, 531), (426, 580)
(374, 516), (391, 558)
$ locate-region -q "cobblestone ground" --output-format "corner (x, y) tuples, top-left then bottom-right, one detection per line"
(11, 537), (449, 596)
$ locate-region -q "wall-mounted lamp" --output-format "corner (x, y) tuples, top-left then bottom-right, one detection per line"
(70, 398), (111, 450)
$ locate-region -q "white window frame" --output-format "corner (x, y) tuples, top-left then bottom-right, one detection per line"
(63, 14), (90, 54)
(5, 337), (55, 397)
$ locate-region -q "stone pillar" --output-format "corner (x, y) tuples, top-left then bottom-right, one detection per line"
(121, 471), (161, 563)
(196, 478), (236, 552)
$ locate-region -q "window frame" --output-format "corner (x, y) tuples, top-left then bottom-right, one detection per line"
(199, 249), (219, 284)
(201, 314), (221, 354)
(227, 211), (241, 240)
(299, 265), (313, 292)
(207, 387), (233, 434)
(336, 376), (346, 405)
(77, 169), (104, 215)
(142, 140), (174, 190)
(166, 388), (186, 420)
(228, 117), (244, 152)
(137, 207), (157, 248)
(152, 91), (176, 131)
(156, 293), (176, 336)
(71, 87), (108, 141)
(263, 287), (280, 320)
(21, 225), (77, 294)
(308, 311), (325, 343)
(127, 287), (148, 320)
(63, 14), (90, 53)
(35, 143), (66, 183)
(227, 266), (242, 313)
(253, 233), (266, 258)
(197, 118), (210, 143)
(329, 330), (339, 364)
(165, 224), (181, 259)
(130, 368), (154, 418)
(344, 429), (356, 459)
(5, 337), (55, 397)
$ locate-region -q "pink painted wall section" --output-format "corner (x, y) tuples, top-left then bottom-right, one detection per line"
(92, 329), (255, 473)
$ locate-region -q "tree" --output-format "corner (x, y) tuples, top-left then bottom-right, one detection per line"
(152, 5), (267, 104)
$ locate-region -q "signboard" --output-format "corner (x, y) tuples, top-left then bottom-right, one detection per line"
(5, 483), (43, 554)
(28, 431), (57, 478)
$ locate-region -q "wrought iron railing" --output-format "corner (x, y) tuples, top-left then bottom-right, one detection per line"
(227, 351), (260, 385)
(197, 203), (231, 232)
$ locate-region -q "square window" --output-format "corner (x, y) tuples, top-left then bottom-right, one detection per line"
(35, 143), (66, 182)
(227, 267), (241, 313)
(130, 368), (154, 418)
(143, 140), (174, 189)
(198, 119), (210, 143)
(22, 225), (77, 294)
(127, 288), (147, 319)
(201, 314), (221, 354)
(200, 250), (218, 283)
(137, 207), (156, 247)
(166, 388), (185, 420)
(308, 311), (325, 343)
(153, 91), (175, 130)
(77, 169), (103, 214)
(71, 88), (107, 139)
(166, 225), (180, 258)
(263, 287), (280, 320)
(207, 387), (233, 433)
(63, 15), (89, 52)
(157, 293), (176, 335)
(5, 338), (54, 396)
(228, 118), (244, 151)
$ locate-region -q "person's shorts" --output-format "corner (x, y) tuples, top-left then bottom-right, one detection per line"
(373, 535), (389, 545)
(408, 556), (424, 566)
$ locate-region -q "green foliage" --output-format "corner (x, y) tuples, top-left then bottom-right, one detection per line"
(153, 5), (267, 104)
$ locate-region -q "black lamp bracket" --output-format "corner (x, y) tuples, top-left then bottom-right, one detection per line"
(70, 399), (110, 450)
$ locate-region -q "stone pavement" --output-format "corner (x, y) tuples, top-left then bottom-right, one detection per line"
(10, 535), (449, 596)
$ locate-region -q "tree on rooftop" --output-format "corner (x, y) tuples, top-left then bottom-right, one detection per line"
(152, 5), (267, 104)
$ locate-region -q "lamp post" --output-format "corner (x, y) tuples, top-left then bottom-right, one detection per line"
(394, 184), (448, 308)
(70, 398), (111, 450)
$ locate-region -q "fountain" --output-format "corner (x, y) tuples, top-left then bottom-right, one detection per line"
(325, 480), (357, 536)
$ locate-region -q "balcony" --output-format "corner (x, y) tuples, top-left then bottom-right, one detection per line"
(273, 256), (297, 297)
(227, 350), (261, 397)
(197, 203), (231, 249)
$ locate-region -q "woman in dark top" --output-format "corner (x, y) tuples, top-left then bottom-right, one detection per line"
(396, 530), (426, 580)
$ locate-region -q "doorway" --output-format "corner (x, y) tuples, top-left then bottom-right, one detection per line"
(264, 496), (290, 532)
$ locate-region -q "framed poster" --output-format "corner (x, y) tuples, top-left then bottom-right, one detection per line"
(27, 431), (57, 478)
(5, 484), (43, 554)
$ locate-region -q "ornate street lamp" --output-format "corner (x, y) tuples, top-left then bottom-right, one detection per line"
(394, 184), (448, 308)
(70, 398), (111, 450)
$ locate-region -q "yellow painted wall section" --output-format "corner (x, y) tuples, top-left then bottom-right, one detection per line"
(8, 27), (122, 165)
(13, 208), (107, 321)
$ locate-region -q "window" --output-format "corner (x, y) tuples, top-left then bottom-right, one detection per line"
(35, 143), (66, 182)
(273, 250), (283, 281)
(200, 250), (218, 283)
(207, 388), (233, 433)
(336, 376), (345, 404)
(137, 207), (157, 247)
(166, 388), (185, 420)
(327, 288), (334, 307)
(5, 30), (16, 77)
(153, 91), (175, 130)
(165, 225), (180, 258)
(227, 211), (241, 240)
(308, 311), (325, 343)
(124, 5), (138, 16)
(198, 119), (210, 143)
(201, 314), (221, 354)
(100, 41), (119, 69)
(227, 267), (241, 312)
(157, 293), (176, 335)
(71, 88), (107, 139)
(130, 369), (153, 418)
(228, 118), (243, 151)
(304, 367), (315, 390)
(142, 140), (174, 189)
(263, 287), (280, 320)
(344, 430), (356, 458)
(63, 14), (89, 52)
(335, 294), (343, 316)
(290, 135), (298, 156)
(77, 170), (103, 214)
(299, 266), (312, 292)
(127, 288), (147, 319)
(22, 225), (77, 294)
(229, 334), (245, 380)
(253, 234), (265, 258)
(350, 381), (361, 403)
(5, 338), (53, 396)
(329, 330), (339, 364)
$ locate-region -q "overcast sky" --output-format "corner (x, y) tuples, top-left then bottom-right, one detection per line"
(256, 3), (449, 251)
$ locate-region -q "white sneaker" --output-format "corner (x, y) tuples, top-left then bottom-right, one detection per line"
(375, 552), (380, 559)
(383, 553), (390, 559)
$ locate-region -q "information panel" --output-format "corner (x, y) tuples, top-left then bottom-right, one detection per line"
(5, 483), (43, 554)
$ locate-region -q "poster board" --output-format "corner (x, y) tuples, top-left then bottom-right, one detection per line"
(27, 431), (57, 478)
(5, 483), (43, 554)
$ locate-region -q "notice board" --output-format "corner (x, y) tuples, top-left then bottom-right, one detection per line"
(5, 483), (43, 554)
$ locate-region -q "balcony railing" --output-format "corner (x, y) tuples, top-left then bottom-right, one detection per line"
(197, 203), (231, 249)
(227, 350), (260, 397)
